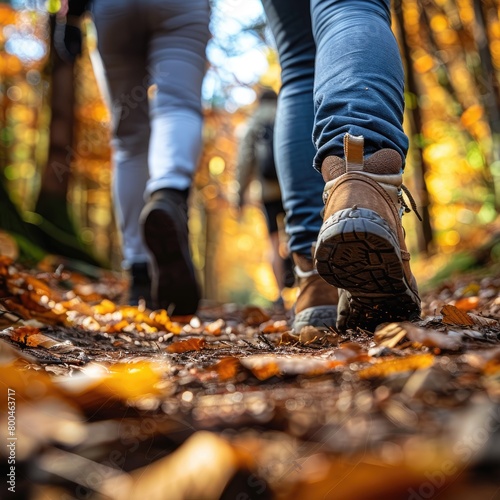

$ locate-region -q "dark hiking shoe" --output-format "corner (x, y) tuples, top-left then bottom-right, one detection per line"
(140, 189), (200, 316)
(315, 133), (421, 332)
(129, 262), (152, 307)
(291, 252), (338, 333)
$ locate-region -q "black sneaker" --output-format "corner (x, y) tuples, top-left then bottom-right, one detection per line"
(140, 189), (200, 316)
(129, 262), (152, 307)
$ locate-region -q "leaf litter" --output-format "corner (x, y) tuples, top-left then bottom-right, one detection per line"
(1, 256), (500, 498)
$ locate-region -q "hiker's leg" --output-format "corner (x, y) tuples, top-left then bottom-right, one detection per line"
(261, 0), (324, 257)
(310, 0), (408, 166)
(93, 0), (150, 266)
(145, 0), (211, 195)
(263, 0), (338, 332)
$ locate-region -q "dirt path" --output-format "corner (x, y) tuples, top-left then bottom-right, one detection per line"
(1, 256), (500, 499)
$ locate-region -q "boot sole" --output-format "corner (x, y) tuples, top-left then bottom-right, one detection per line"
(143, 206), (200, 316)
(315, 207), (420, 331)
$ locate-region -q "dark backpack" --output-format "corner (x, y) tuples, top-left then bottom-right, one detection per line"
(255, 122), (277, 180)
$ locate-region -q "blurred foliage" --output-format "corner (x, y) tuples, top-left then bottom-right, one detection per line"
(2, 1), (500, 304)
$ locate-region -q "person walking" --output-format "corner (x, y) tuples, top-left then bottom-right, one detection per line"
(261, 0), (421, 332)
(236, 89), (294, 310)
(63, 0), (211, 315)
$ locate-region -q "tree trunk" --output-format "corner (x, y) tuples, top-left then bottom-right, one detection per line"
(472, 0), (500, 211)
(394, 0), (434, 254)
(33, 15), (102, 266)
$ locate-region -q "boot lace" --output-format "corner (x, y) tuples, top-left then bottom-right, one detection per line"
(400, 184), (422, 221)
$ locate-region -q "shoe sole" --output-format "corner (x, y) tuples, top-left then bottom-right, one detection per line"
(292, 305), (338, 333)
(143, 206), (200, 316)
(315, 207), (420, 331)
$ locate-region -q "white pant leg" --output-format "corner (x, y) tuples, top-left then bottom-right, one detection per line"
(92, 0), (210, 266)
(146, 0), (211, 195)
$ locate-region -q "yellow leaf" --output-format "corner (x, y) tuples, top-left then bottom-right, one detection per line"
(103, 362), (161, 400)
(358, 354), (434, 379)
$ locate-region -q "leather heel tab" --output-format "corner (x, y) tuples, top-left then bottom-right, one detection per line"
(344, 133), (364, 172)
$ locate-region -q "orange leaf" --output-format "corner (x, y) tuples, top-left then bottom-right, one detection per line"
(261, 320), (289, 334)
(441, 304), (474, 326)
(9, 325), (41, 344)
(9, 326), (62, 348)
(210, 357), (240, 380)
(166, 337), (206, 353)
(454, 297), (480, 311)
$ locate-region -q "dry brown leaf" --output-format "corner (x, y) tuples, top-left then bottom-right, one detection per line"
(241, 354), (341, 380)
(441, 304), (474, 326)
(403, 322), (463, 351)
(205, 318), (225, 336)
(260, 319), (289, 334)
(298, 325), (324, 344)
(279, 332), (299, 345)
(333, 342), (371, 363)
(358, 353), (434, 379)
(466, 313), (499, 327)
(243, 306), (270, 326)
(374, 323), (408, 348)
(166, 337), (206, 353)
(19, 291), (52, 313)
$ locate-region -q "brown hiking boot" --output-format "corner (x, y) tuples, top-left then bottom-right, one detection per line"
(314, 133), (421, 332)
(292, 251), (338, 333)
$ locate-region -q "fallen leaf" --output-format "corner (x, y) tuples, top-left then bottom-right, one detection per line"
(166, 337), (206, 353)
(103, 362), (162, 400)
(374, 323), (408, 348)
(454, 296), (480, 311)
(93, 299), (117, 315)
(441, 304), (474, 326)
(241, 354), (340, 380)
(260, 319), (289, 334)
(279, 332), (299, 346)
(298, 325), (324, 344)
(9, 325), (42, 345)
(333, 342), (371, 363)
(243, 306), (270, 326)
(466, 313), (499, 327)
(403, 323), (463, 351)
(358, 353), (435, 379)
(210, 357), (240, 380)
(205, 318), (225, 336)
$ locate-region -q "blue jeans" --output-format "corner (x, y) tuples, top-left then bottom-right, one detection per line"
(261, 0), (408, 255)
(93, 0), (210, 266)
